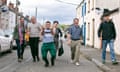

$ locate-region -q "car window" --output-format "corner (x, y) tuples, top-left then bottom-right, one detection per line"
(0, 29), (13, 36)
(0, 29), (4, 36)
(4, 29), (13, 35)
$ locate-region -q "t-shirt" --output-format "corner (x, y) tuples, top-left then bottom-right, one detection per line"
(28, 23), (41, 37)
(68, 24), (82, 40)
(43, 29), (54, 43)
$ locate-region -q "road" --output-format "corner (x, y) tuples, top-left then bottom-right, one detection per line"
(0, 43), (103, 72)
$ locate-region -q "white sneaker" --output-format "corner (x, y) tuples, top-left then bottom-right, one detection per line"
(75, 62), (80, 66)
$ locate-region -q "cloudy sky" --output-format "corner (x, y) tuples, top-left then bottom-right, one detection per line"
(8, 0), (81, 24)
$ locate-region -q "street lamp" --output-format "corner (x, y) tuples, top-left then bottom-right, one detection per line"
(35, 7), (37, 19)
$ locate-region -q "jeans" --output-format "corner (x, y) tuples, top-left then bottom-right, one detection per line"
(16, 39), (25, 59)
(102, 39), (116, 61)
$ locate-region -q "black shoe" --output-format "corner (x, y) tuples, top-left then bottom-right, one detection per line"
(18, 58), (22, 62)
(37, 56), (40, 62)
(33, 56), (36, 62)
(44, 58), (49, 67)
(51, 59), (55, 66)
(102, 60), (106, 64)
(112, 61), (118, 65)
(45, 64), (49, 67)
(33, 58), (36, 62)
(20, 56), (23, 60)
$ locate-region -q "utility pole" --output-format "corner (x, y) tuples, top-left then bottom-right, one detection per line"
(15, 0), (20, 25)
(15, 0), (18, 25)
(35, 7), (37, 20)
(42, 17), (45, 25)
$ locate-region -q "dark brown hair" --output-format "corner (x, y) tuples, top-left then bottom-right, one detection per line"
(46, 21), (51, 24)
(73, 18), (79, 21)
(53, 21), (59, 24)
(20, 16), (24, 20)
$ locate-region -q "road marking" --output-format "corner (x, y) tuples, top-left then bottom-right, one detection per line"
(0, 57), (32, 72)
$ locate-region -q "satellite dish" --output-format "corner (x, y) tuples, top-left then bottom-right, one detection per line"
(1, 5), (8, 12)
(95, 8), (103, 15)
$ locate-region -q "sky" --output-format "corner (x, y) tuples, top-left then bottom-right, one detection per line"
(7, 0), (81, 24)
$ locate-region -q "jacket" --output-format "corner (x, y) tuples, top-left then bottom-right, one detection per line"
(98, 20), (116, 40)
(13, 24), (25, 40)
(54, 28), (63, 38)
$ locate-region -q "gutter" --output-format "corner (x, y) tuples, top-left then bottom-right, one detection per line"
(76, 0), (84, 10)
(110, 8), (119, 14)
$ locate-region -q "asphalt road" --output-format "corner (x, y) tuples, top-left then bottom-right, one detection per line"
(0, 43), (103, 72)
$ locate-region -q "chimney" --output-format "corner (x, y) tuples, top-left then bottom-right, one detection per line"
(1, 0), (7, 5)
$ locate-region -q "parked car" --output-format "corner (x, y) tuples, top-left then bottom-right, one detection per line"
(0, 29), (15, 55)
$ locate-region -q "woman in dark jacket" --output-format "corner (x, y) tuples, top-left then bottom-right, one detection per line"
(13, 17), (25, 62)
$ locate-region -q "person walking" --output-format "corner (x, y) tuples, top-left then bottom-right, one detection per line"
(28, 16), (41, 62)
(67, 18), (82, 66)
(98, 14), (118, 65)
(53, 21), (63, 50)
(41, 21), (56, 67)
(13, 17), (26, 62)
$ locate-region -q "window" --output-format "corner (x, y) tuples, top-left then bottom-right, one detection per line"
(82, 3), (87, 17)
(87, 22), (90, 40)
(92, 0), (94, 10)
(88, 0), (90, 13)
(84, 3), (86, 15)
(82, 5), (84, 17)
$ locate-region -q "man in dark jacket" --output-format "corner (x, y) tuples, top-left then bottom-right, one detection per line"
(53, 21), (63, 50)
(98, 14), (118, 65)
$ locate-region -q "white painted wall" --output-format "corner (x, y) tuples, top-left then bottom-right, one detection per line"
(8, 11), (16, 32)
(111, 12), (120, 55)
(94, 12), (102, 49)
(0, 12), (9, 30)
(76, 4), (83, 26)
(77, 0), (120, 55)
(95, 0), (120, 10)
(0, 10), (16, 35)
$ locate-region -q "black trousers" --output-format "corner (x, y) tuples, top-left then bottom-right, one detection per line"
(29, 37), (39, 59)
(54, 38), (59, 50)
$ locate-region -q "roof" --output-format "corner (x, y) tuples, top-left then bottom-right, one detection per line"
(76, 0), (84, 10)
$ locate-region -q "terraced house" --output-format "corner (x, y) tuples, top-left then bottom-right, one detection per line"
(76, 0), (120, 54)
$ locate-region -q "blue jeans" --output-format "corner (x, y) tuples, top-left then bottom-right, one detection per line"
(16, 39), (25, 59)
(102, 39), (116, 61)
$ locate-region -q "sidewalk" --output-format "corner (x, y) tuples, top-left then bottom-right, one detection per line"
(80, 46), (120, 72)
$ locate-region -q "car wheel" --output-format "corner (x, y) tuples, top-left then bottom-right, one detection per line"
(8, 42), (13, 53)
(0, 45), (1, 56)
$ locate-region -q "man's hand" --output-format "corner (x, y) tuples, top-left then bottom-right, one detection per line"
(67, 39), (71, 46)
(66, 33), (71, 46)
(99, 37), (102, 40)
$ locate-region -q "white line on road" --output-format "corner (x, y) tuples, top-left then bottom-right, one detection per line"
(0, 57), (32, 72)
(0, 60), (17, 72)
